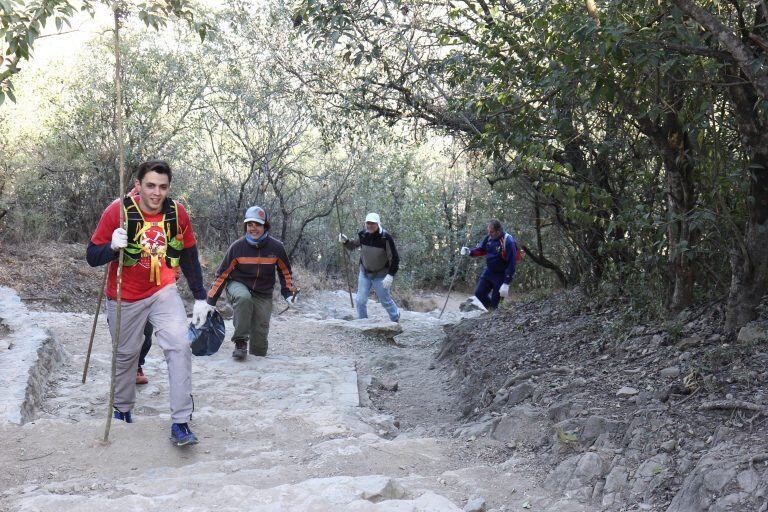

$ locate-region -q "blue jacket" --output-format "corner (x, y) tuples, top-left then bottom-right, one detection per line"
(469, 232), (518, 284)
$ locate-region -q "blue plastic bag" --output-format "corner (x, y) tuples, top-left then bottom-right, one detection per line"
(188, 310), (225, 356)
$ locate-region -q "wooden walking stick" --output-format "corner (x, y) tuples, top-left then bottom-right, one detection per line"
(336, 201), (354, 309)
(104, 2), (127, 443)
(439, 251), (465, 319)
(439, 197), (479, 319)
(82, 267), (108, 384)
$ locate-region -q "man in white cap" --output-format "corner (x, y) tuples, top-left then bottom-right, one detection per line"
(206, 205), (297, 360)
(339, 212), (401, 322)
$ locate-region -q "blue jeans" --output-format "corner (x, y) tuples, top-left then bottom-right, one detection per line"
(356, 269), (400, 322)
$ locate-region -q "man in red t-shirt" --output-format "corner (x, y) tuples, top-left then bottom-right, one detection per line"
(87, 160), (214, 446)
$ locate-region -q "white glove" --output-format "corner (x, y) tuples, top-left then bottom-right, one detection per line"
(460, 246), (470, 256)
(382, 274), (394, 289)
(499, 284), (509, 298)
(285, 294), (298, 307)
(192, 300), (215, 328)
(111, 227), (128, 251)
(338, 233), (348, 243)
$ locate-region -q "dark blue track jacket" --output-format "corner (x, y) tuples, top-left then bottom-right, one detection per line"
(469, 232), (518, 285)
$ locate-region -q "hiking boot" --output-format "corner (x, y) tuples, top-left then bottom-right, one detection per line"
(170, 423), (198, 446)
(232, 340), (247, 360)
(113, 409), (133, 423)
(135, 367), (148, 385)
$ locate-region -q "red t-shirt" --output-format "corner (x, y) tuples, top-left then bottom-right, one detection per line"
(91, 198), (197, 301)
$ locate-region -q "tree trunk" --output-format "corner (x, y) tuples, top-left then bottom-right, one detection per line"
(724, 62), (768, 333)
(524, 188), (568, 287)
(618, 87), (698, 312)
(662, 124), (696, 312)
(672, 0), (768, 332)
(725, 152), (768, 332)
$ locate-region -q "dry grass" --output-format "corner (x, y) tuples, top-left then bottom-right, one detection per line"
(0, 240), (103, 313)
(0, 240), (453, 315)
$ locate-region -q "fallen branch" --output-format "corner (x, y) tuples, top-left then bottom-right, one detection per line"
(699, 400), (768, 414)
(672, 386), (700, 406)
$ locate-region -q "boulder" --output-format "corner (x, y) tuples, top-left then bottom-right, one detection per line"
(455, 416), (500, 439)
(459, 296), (487, 312)
(631, 453), (672, 500)
(660, 366), (680, 379)
(506, 381), (535, 405)
(574, 452), (608, 484)
(544, 451), (610, 494)
(358, 476), (406, 501)
(491, 405), (549, 448)
(328, 318), (404, 341)
(616, 386), (639, 398)
(463, 496), (486, 512)
(547, 400), (574, 422)
(603, 466), (629, 494)
(737, 323), (767, 344)
(669, 444), (768, 512)
(581, 416), (611, 445)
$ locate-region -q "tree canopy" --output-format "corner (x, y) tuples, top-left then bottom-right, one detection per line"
(2, 0), (768, 332)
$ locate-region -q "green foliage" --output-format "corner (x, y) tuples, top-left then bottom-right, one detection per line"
(0, 4), (512, 293)
(665, 323), (685, 343)
(0, 0), (213, 102)
(290, 0), (768, 315)
(4, 0), (768, 322)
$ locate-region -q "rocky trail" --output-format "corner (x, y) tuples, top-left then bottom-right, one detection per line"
(4, 247), (768, 512)
(0, 286), (586, 512)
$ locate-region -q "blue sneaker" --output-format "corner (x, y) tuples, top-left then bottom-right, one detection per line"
(170, 423), (199, 446)
(113, 409), (132, 423)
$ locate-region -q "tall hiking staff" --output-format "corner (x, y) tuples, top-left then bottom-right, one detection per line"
(439, 253), (464, 319)
(439, 210), (477, 318)
(81, 267), (108, 384)
(103, 2), (128, 444)
(336, 201), (354, 309)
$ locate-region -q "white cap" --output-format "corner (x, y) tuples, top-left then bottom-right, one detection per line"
(365, 212), (380, 224)
(244, 205), (268, 225)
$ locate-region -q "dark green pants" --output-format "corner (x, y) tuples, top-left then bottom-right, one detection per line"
(226, 281), (273, 356)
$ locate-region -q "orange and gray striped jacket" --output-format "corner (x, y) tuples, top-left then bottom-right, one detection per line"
(206, 235), (294, 305)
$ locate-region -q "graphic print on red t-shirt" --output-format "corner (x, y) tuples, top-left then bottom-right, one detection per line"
(134, 220), (170, 286)
(91, 198), (196, 301)
(139, 224), (167, 265)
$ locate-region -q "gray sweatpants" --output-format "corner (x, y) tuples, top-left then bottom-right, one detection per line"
(106, 284), (193, 423)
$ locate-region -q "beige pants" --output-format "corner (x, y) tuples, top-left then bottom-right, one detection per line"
(106, 284), (193, 423)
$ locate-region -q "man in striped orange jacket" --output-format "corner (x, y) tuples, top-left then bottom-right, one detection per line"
(206, 205), (296, 360)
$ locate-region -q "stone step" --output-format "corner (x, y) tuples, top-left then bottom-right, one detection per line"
(12, 473), (462, 511)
